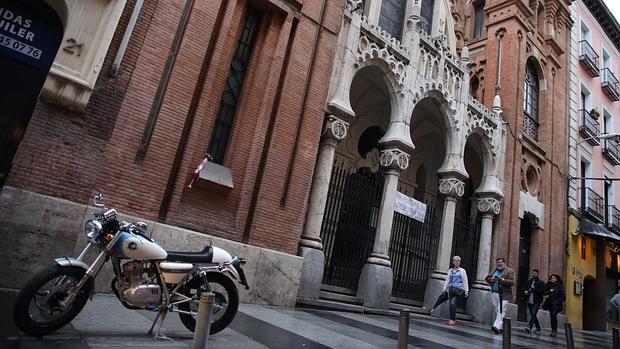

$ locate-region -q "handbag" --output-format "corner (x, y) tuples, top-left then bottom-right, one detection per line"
(449, 286), (464, 297)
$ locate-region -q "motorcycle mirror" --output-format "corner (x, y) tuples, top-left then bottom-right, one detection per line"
(93, 189), (104, 207)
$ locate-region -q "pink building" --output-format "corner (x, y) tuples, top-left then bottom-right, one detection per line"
(568, 0), (620, 330)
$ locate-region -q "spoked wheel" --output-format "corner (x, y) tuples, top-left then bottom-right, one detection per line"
(177, 272), (239, 335)
(13, 265), (93, 336)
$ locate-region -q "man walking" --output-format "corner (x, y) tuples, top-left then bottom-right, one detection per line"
(522, 269), (545, 333)
(485, 257), (514, 334)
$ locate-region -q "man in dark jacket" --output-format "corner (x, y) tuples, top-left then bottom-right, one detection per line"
(522, 269), (545, 333)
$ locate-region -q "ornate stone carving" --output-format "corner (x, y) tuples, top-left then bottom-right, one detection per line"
(438, 178), (465, 197)
(345, 0), (363, 13)
(321, 115), (349, 143)
(356, 35), (407, 90)
(379, 149), (410, 171)
(477, 198), (501, 215)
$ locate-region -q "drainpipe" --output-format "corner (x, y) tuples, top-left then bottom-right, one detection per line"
(110, 0), (144, 77)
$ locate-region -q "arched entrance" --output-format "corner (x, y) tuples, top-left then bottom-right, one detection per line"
(320, 65), (391, 293)
(583, 275), (598, 329)
(517, 214), (534, 321)
(388, 96), (447, 303)
(0, 0), (64, 186)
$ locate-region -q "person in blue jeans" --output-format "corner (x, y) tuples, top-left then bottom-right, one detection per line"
(522, 268), (545, 333)
(442, 256), (469, 325)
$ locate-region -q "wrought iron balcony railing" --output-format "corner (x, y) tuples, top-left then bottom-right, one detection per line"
(603, 139), (620, 165)
(602, 68), (620, 101)
(579, 109), (601, 145)
(581, 187), (605, 223)
(608, 205), (620, 233)
(579, 40), (600, 77)
(523, 114), (539, 140)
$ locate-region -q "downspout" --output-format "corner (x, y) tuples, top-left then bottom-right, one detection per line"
(110, 0), (145, 77)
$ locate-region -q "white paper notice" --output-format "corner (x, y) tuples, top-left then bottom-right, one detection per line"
(394, 191), (427, 223)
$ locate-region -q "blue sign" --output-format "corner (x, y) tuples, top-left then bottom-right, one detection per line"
(0, 0), (63, 71)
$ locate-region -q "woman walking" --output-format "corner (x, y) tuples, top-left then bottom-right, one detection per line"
(543, 274), (565, 337)
(442, 256), (469, 325)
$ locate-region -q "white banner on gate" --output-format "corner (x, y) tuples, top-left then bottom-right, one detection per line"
(394, 191), (427, 223)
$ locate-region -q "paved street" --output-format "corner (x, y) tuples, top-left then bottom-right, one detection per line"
(0, 290), (612, 348)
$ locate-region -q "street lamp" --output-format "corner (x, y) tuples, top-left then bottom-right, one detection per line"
(576, 132), (620, 146)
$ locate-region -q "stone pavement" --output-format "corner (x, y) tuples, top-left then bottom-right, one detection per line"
(0, 290), (612, 348)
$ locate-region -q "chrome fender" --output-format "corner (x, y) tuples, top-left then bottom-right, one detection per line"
(55, 257), (89, 270)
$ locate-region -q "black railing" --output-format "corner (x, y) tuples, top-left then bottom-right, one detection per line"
(389, 198), (443, 302)
(579, 40), (600, 77)
(604, 139), (620, 165)
(582, 187), (605, 222)
(523, 114), (539, 140)
(450, 215), (481, 310)
(602, 68), (620, 101)
(320, 163), (383, 292)
(609, 205), (620, 233)
(579, 109), (601, 144)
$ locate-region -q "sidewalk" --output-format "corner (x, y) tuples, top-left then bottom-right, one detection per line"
(0, 290), (612, 348)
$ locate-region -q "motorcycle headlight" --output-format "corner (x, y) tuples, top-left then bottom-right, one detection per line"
(84, 219), (103, 241)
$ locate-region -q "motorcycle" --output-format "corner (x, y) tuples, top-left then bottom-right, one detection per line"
(12, 192), (249, 338)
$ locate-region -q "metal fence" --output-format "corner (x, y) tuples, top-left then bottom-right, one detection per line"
(389, 197), (443, 301)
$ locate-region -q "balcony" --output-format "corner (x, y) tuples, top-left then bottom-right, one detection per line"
(602, 68), (620, 101)
(523, 114), (539, 140)
(581, 187), (605, 223)
(579, 109), (600, 145)
(579, 40), (600, 77)
(608, 205), (620, 234)
(603, 139), (620, 165)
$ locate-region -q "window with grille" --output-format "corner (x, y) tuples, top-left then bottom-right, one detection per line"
(522, 61), (539, 140)
(379, 0), (407, 40)
(207, 7), (261, 164)
(473, 1), (484, 39)
(420, 0), (435, 35)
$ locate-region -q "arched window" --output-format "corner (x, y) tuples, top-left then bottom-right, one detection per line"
(470, 76), (480, 99)
(523, 60), (539, 140)
(473, 1), (485, 39)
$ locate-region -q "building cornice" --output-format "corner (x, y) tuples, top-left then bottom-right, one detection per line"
(582, 0), (620, 52)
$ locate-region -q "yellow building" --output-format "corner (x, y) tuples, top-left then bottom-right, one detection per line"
(566, 214), (620, 330)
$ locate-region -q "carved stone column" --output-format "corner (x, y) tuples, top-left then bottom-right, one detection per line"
(423, 176), (465, 314)
(357, 148), (409, 309)
(468, 196), (501, 324)
(297, 115), (348, 299)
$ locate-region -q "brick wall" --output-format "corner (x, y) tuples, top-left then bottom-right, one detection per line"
(7, 0), (344, 255)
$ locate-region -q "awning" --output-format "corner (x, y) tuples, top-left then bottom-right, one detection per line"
(578, 218), (620, 242)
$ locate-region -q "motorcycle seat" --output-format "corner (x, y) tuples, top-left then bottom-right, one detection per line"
(165, 245), (213, 263)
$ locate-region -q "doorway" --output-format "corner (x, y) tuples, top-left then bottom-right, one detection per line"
(517, 216), (532, 322)
(0, 0), (64, 186)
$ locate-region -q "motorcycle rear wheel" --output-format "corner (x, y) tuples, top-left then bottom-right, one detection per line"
(177, 272), (239, 335)
(12, 265), (93, 336)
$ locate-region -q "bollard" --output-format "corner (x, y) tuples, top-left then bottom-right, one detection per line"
(192, 292), (215, 349)
(564, 322), (575, 349)
(614, 328), (619, 349)
(502, 318), (511, 349)
(397, 310), (409, 349)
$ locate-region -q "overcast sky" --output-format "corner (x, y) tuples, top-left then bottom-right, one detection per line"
(603, 0), (620, 23)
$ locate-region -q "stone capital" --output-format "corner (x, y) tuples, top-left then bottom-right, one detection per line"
(477, 197), (501, 215)
(321, 115), (349, 144)
(438, 177), (465, 198)
(379, 148), (410, 172)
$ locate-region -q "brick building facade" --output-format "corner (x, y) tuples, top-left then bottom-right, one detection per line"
(0, 0), (344, 305)
(454, 0), (572, 321)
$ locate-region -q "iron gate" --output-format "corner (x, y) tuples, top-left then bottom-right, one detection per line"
(389, 197), (443, 302)
(320, 163), (383, 292)
(450, 214), (481, 310)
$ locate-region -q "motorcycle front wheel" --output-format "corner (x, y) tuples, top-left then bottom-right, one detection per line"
(177, 271), (239, 335)
(12, 265), (93, 336)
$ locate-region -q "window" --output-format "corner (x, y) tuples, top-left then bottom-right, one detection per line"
(581, 20), (591, 42)
(379, 0), (407, 40)
(420, 0), (435, 35)
(473, 1), (484, 39)
(207, 7), (261, 164)
(581, 158), (592, 210)
(603, 48), (612, 70)
(470, 76), (480, 98)
(523, 61), (539, 140)
(604, 109), (612, 134)
(605, 176), (614, 225)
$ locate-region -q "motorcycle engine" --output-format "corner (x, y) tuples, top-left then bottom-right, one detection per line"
(117, 261), (161, 308)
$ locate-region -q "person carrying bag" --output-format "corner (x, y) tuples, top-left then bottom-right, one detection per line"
(442, 256), (469, 326)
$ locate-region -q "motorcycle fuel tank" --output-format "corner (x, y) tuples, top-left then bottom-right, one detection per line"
(113, 232), (167, 260)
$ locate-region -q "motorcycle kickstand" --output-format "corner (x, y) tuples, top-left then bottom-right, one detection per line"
(148, 308), (173, 341)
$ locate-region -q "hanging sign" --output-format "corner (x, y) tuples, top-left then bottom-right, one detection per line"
(394, 191), (427, 223)
(0, 1), (63, 70)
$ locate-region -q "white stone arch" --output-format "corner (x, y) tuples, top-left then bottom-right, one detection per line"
(465, 129), (502, 197)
